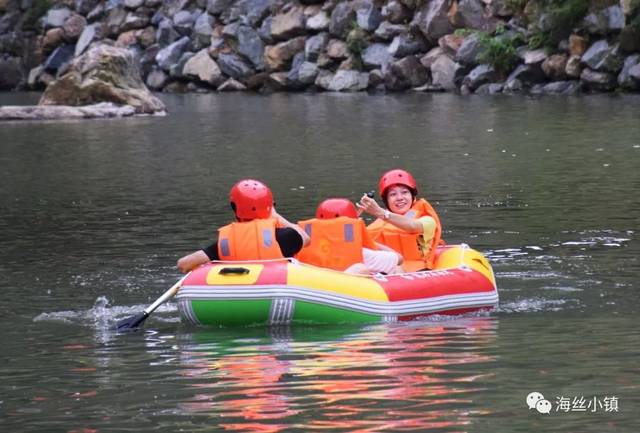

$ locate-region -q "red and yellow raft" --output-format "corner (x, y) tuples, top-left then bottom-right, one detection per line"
(175, 244), (498, 326)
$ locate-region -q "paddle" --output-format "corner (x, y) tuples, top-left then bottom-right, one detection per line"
(115, 273), (190, 332)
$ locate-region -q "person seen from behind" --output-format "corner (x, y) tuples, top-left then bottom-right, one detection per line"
(297, 198), (403, 275)
(177, 179), (310, 273)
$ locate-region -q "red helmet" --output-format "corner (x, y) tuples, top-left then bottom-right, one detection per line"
(378, 169), (417, 197)
(229, 179), (273, 220)
(316, 198), (358, 219)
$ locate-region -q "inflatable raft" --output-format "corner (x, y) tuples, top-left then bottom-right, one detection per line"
(175, 244), (498, 326)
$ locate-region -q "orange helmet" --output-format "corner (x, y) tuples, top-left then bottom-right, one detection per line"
(316, 198), (358, 219)
(378, 169), (417, 197)
(229, 179), (273, 220)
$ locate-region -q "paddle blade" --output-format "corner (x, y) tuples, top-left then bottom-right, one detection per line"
(115, 311), (149, 332)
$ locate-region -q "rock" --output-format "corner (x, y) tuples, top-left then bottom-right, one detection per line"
(194, 12), (215, 46)
(450, 0), (493, 31)
(39, 43), (165, 114)
(617, 54), (640, 90)
(43, 7), (72, 29)
(362, 43), (393, 71)
(156, 19), (180, 47)
(430, 54), (457, 90)
(0, 56), (22, 89)
(43, 28), (66, 53)
(581, 40), (624, 73)
(388, 32), (427, 57)
(155, 36), (191, 71)
(0, 103), (138, 121)
(121, 11), (150, 32)
(381, 1), (410, 25)
(27, 65), (44, 89)
(137, 26), (157, 48)
(538, 80), (582, 95)
(236, 25), (265, 69)
(326, 39), (348, 59)
(296, 61), (319, 85)
(474, 83), (503, 95)
(385, 55), (428, 90)
(217, 52), (254, 80)
(374, 21), (406, 41)
(117, 30), (138, 47)
(76, 0), (101, 16)
(169, 51), (195, 77)
(357, 2), (382, 32)
(438, 34), (464, 58)
(630, 64), (640, 82)
(619, 25), (640, 54)
(565, 54), (582, 78)
(145, 67), (168, 89)
(455, 33), (483, 65)
(582, 5), (625, 35)
(271, 5), (305, 41)
(327, 69), (368, 91)
(462, 64), (498, 90)
(414, 0), (454, 43)
(541, 54), (568, 80)
(75, 23), (102, 57)
(305, 32), (329, 62)
(580, 68), (616, 91)
(329, 2), (355, 38)
(63, 14), (87, 41)
(521, 48), (547, 65)
(182, 48), (225, 86)
(503, 77), (523, 93)
(217, 77), (247, 91)
(569, 34), (588, 57)
(420, 47), (443, 69)
(105, 7), (127, 37)
(207, 0), (234, 16)
(124, 0), (145, 8)
(306, 10), (330, 31)
(173, 10), (195, 35)
(264, 36), (306, 71)
(368, 68), (385, 89)
(314, 69), (333, 90)
(258, 16), (274, 44)
(506, 64), (546, 87)
(43, 44), (75, 74)
(239, 0), (271, 27)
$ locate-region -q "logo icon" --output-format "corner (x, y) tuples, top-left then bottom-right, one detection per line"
(527, 392), (552, 414)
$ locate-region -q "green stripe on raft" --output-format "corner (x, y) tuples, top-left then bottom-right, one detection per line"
(191, 300), (271, 326)
(293, 301), (380, 324)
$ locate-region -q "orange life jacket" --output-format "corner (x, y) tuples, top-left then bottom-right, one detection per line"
(296, 216), (377, 271)
(367, 198), (443, 270)
(217, 218), (284, 260)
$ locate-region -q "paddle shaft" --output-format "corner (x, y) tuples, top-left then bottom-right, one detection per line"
(144, 274), (189, 315)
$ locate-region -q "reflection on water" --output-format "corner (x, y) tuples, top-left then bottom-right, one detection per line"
(175, 319), (497, 432)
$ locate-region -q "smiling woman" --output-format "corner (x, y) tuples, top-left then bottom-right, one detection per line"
(357, 169), (444, 272)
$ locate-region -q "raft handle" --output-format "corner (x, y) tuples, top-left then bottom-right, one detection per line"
(219, 267), (251, 275)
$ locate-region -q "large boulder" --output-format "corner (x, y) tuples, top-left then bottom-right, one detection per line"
(0, 56), (22, 90)
(39, 44), (165, 114)
(414, 0), (454, 43)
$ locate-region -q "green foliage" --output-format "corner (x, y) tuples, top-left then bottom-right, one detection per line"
(528, 0), (589, 49)
(476, 28), (524, 76)
(504, 0), (528, 13)
(22, 0), (51, 31)
(453, 28), (474, 37)
(346, 23), (368, 56)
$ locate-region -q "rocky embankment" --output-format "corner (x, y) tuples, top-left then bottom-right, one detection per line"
(1, 0), (640, 95)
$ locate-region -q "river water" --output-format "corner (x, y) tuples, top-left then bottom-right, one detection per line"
(1, 92), (638, 432)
